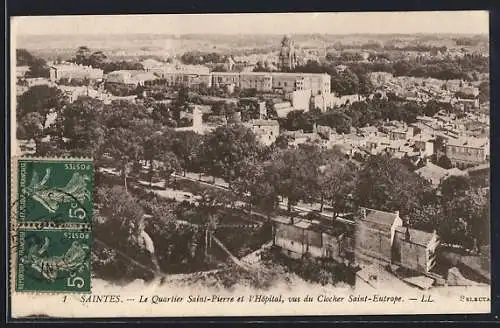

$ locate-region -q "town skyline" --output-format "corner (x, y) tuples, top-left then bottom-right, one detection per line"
(12, 11), (489, 36)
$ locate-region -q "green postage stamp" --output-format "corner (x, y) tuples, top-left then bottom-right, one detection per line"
(17, 159), (93, 224)
(13, 158), (94, 293)
(16, 228), (92, 292)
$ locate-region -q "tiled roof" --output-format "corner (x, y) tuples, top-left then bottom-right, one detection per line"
(360, 208), (399, 227)
(415, 162), (448, 182)
(395, 226), (436, 247)
(446, 168), (467, 177)
(447, 137), (488, 148)
(249, 119), (279, 126)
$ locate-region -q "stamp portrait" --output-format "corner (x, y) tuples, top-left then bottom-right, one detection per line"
(16, 228), (92, 293)
(17, 159), (93, 224)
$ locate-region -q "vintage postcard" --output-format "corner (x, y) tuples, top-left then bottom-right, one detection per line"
(10, 11), (490, 318)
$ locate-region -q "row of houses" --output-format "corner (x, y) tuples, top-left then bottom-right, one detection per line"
(273, 215), (355, 263)
(101, 69), (331, 96)
(49, 63), (104, 83)
(273, 207), (440, 276)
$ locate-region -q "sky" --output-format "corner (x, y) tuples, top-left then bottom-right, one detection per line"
(12, 11), (489, 36)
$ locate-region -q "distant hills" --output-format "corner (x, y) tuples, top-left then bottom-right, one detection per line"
(15, 33), (488, 62)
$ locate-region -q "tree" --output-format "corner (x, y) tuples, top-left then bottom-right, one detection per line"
(331, 70), (360, 96)
(103, 119), (157, 192)
(436, 155), (453, 170)
(101, 100), (151, 130)
(160, 152), (181, 189)
(100, 101), (158, 188)
(16, 49), (37, 66)
(75, 46), (92, 66)
(171, 131), (203, 175)
(88, 51), (108, 69)
(223, 102), (237, 121)
(143, 131), (173, 186)
(151, 103), (176, 127)
(96, 185), (145, 249)
(17, 85), (67, 127)
(233, 157), (272, 213)
(478, 81), (490, 104)
(284, 110), (314, 132)
(211, 101), (225, 116)
(197, 188), (235, 258)
(317, 112), (352, 134)
(439, 175), (470, 201)
(201, 124), (261, 188)
(319, 156), (358, 217)
(423, 100), (444, 117)
(60, 96), (106, 157)
(437, 178), (489, 249)
(265, 100), (277, 119)
(17, 49), (50, 78)
(273, 134), (292, 150)
(104, 128), (140, 192)
(18, 112), (44, 155)
(172, 87), (190, 121)
(270, 145), (323, 215)
(27, 58), (50, 78)
(393, 60), (413, 77)
(354, 153), (429, 216)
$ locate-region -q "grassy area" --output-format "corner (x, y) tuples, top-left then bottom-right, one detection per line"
(95, 168), (274, 279)
(261, 246), (356, 287)
(214, 223), (273, 259)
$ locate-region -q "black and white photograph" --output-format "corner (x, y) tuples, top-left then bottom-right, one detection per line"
(10, 11), (490, 317)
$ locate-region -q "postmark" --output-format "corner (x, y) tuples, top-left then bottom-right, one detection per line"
(17, 158), (93, 224)
(16, 228), (92, 293)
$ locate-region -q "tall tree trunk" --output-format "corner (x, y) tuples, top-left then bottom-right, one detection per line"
(149, 163), (154, 188)
(320, 195), (324, 212)
(34, 137), (42, 156)
(199, 172), (202, 181)
(332, 208), (338, 221)
(204, 228), (208, 259)
(164, 175), (170, 190)
(124, 173), (128, 193)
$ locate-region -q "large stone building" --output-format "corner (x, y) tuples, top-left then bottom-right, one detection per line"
(49, 63), (104, 83)
(273, 217), (354, 263)
(104, 70), (156, 87)
(392, 227), (440, 274)
(244, 119), (280, 146)
(278, 35), (298, 71)
(445, 137), (490, 168)
(355, 208), (403, 266)
(210, 72), (330, 96)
